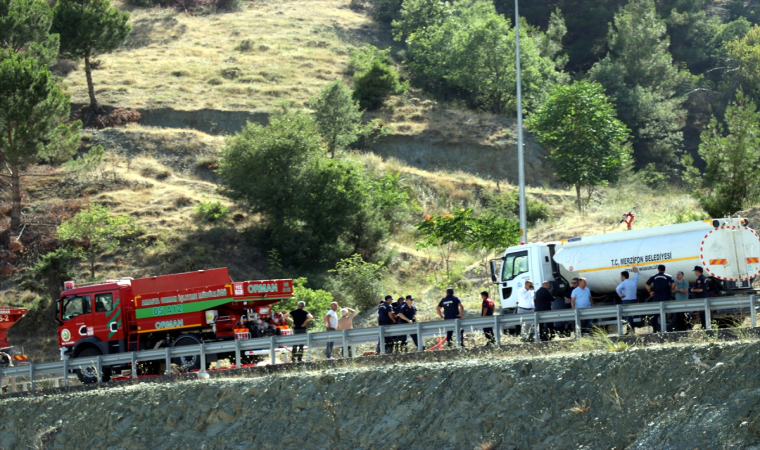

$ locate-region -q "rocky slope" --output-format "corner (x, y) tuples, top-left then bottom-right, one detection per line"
(2, 341), (760, 449)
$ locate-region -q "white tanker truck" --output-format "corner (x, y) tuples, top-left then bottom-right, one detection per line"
(489, 217), (760, 312)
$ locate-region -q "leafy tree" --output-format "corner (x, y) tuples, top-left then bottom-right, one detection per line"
(353, 61), (404, 110)
(683, 91), (760, 217)
(397, 0), (566, 114)
(588, 0), (688, 169)
(0, 0), (60, 65)
(327, 253), (386, 311)
(309, 81), (372, 158)
(416, 208), (475, 279)
(725, 25), (760, 98)
(57, 204), (140, 279)
(0, 50), (81, 231)
(219, 111), (405, 269)
(52, 0), (131, 112)
(528, 80), (631, 210)
(368, 0), (403, 23)
(532, 8), (569, 71)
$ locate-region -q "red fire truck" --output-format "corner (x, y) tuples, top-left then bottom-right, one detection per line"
(55, 268), (294, 383)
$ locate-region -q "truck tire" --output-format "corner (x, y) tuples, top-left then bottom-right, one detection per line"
(74, 347), (111, 384)
(172, 334), (202, 371)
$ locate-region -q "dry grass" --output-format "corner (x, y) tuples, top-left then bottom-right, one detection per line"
(62, 0), (389, 111)
(566, 399), (592, 414)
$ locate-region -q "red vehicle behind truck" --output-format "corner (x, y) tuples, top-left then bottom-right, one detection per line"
(0, 307), (28, 366)
(55, 268), (294, 383)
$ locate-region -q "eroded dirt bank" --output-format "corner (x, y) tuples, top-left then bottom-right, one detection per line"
(2, 341), (760, 449)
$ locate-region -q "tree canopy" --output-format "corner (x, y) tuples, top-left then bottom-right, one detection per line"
(528, 80), (631, 209)
(0, 0), (59, 65)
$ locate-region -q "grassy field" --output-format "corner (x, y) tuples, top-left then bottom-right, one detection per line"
(62, 0), (390, 111)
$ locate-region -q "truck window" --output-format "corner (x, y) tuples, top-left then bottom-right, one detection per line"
(61, 295), (91, 321)
(502, 251), (529, 281)
(94, 293), (114, 312)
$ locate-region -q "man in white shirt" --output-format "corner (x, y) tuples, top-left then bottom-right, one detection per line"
(516, 280), (535, 339)
(324, 302), (339, 359)
(615, 267), (639, 334)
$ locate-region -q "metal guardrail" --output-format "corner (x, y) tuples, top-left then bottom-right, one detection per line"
(1, 295), (756, 393)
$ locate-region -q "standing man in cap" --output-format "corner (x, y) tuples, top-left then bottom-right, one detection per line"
(535, 281), (555, 341)
(397, 295), (419, 350)
(616, 267), (639, 334)
(516, 280), (535, 339)
(378, 295), (396, 354)
(481, 291), (495, 345)
(645, 265), (675, 333)
(691, 266), (710, 329)
(437, 288), (465, 347)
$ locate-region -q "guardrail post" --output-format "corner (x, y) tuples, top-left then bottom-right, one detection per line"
(751, 295), (757, 328)
(494, 315), (501, 346)
(96, 355), (103, 384)
(454, 319), (462, 348)
(269, 336), (276, 365)
(342, 329), (349, 358)
(533, 312), (540, 342)
(131, 352), (137, 380)
(29, 363), (35, 391)
(705, 299), (712, 330)
(165, 346), (172, 376)
(0, 367), (3, 392)
(63, 356), (69, 387)
(659, 302), (666, 334)
(306, 333), (312, 361)
(417, 322), (424, 352)
(574, 308), (581, 339)
(200, 342), (207, 372)
(378, 326), (385, 354)
(616, 304), (623, 336)
(235, 340), (241, 368)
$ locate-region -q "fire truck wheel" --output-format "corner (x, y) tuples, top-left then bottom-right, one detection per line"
(74, 347), (112, 384)
(172, 335), (202, 371)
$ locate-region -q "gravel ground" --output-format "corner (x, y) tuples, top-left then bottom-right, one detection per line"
(2, 341), (760, 449)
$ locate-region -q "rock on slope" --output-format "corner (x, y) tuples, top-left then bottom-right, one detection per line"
(2, 342), (760, 449)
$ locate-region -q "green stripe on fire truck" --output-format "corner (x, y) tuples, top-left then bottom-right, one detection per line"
(108, 318), (122, 339)
(106, 298), (121, 322)
(134, 296), (291, 319)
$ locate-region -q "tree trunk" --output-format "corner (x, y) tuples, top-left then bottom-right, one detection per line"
(575, 184), (582, 213)
(84, 52), (101, 113)
(10, 164), (21, 231)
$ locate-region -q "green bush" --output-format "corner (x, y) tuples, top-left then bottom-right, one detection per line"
(327, 254), (386, 311)
(484, 191), (550, 224)
(349, 44), (395, 74)
(368, 0), (403, 23)
(195, 200), (230, 223)
(353, 61), (404, 110)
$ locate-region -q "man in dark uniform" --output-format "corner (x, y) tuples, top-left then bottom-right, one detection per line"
(391, 297), (405, 350)
(481, 291), (495, 345)
(691, 266), (710, 329)
(535, 281), (555, 341)
(286, 301), (313, 362)
(437, 288), (464, 347)
(378, 295), (396, 354)
(397, 295), (419, 350)
(645, 265), (675, 333)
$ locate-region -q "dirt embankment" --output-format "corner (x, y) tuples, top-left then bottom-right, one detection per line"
(2, 341), (760, 449)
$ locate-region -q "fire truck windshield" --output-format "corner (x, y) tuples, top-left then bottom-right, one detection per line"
(60, 295), (91, 321)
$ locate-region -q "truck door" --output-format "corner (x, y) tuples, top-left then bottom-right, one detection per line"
(92, 291), (124, 351)
(59, 295), (94, 346)
(498, 250), (531, 310)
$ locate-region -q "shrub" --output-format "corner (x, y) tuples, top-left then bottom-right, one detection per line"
(349, 44), (394, 75)
(327, 254), (386, 310)
(484, 191), (550, 224)
(353, 61), (404, 110)
(195, 200), (230, 223)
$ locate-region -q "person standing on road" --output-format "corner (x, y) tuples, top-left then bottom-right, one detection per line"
(691, 266), (710, 329)
(615, 267), (639, 335)
(481, 291), (495, 345)
(437, 288), (464, 347)
(555, 278), (578, 336)
(378, 295), (396, 354)
(671, 271), (689, 331)
(571, 278), (594, 334)
(323, 302), (339, 359)
(397, 295), (419, 350)
(516, 280), (536, 339)
(392, 297), (405, 351)
(286, 301), (313, 362)
(645, 265), (675, 333)
(336, 307), (356, 357)
(535, 281), (555, 341)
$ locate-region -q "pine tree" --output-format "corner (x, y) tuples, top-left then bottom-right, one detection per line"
(0, 50), (81, 230)
(0, 0), (60, 65)
(52, 0), (130, 112)
(309, 81), (366, 158)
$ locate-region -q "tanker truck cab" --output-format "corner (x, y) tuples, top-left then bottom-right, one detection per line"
(490, 243), (568, 312)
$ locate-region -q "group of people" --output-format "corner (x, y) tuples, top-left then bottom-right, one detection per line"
(285, 301), (357, 361)
(514, 264), (712, 339)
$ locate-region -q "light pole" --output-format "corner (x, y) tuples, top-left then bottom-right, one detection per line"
(514, 0), (527, 245)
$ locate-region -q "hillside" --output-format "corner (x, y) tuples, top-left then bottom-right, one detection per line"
(2, 340), (760, 449)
